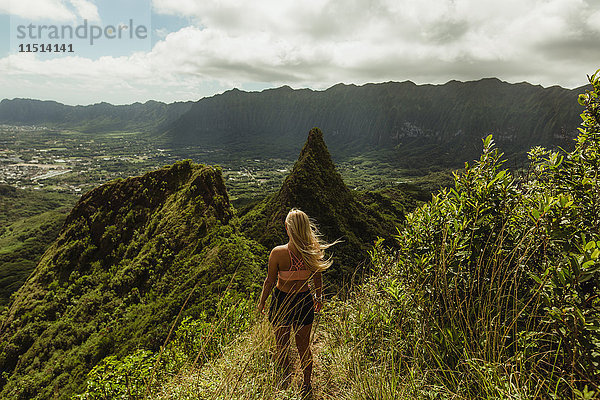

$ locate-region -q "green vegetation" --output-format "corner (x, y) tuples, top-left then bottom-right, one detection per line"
(240, 128), (408, 289)
(0, 127), (418, 399)
(0, 74), (596, 399)
(0, 185), (75, 224)
(0, 98), (193, 134)
(2, 78), (584, 175)
(165, 79), (583, 169)
(0, 211), (66, 308)
(75, 292), (256, 399)
(0, 161), (267, 399)
(71, 71), (599, 399)
(306, 73), (600, 398)
(0, 186), (76, 309)
(3, 126), (440, 201)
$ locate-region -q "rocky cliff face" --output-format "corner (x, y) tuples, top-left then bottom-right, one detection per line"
(0, 161), (266, 399)
(165, 79), (585, 163)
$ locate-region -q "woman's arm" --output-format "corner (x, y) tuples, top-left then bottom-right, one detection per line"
(257, 248), (279, 314)
(313, 272), (323, 312)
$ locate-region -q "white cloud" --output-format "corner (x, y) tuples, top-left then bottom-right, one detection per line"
(1, 0), (599, 104)
(0, 51), (212, 104)
(69, 0), (100, 22)
(0, 0), (75, 21)
(586, 8), (600, 32)
(0, 0), (100, 21)
(154, 27), (169, 39)
(146, 0), (600, 87)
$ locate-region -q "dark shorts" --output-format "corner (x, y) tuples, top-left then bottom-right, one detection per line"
(268, 287), (315, 328)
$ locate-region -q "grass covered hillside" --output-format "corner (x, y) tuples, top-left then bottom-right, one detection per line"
(0, 186), (76, 309)
(241, 128), (408, 289)
(0, 185), (75, 224)
(0, 211), (67, 309)
(2, 74), (597, 399)
(0, 161), (267, 399)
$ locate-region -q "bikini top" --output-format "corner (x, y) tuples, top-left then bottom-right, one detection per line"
(278, 247), (312, 281)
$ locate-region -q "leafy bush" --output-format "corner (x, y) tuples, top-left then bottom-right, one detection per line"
(318, 70), (600, 399)
(75, 291), (256, 399)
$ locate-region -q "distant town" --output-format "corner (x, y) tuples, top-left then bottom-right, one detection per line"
(0, 125), (170, 193)
(0, 125), (296, 203)
(1, 125), (412, 206)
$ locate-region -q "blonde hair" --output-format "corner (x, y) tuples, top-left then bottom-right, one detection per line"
(285, 208), (340, 273)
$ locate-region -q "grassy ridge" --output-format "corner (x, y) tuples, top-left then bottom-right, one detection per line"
(0, 211), (67, 308)
(0, 185), (75, 224)
(0, 162), (267, 399)
(0, 129), (419, 400)
(2, 75), (597, 398)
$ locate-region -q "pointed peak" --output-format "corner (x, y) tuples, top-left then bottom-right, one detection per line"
(298, 127), (330, 161)
(280, 127), (349, 203)
(305, 127), (324, 146)
(308, 126), (323, 139)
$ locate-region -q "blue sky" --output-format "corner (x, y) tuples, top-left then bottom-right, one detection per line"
(0, 0), (599, 105)
(8, 1), (150, 58)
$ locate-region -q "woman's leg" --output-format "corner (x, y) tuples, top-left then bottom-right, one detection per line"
(294, 323), (313, 388)
(274, 325), (292, 385)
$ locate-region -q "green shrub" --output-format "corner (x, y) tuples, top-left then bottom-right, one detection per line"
(75, 291), (256, 399)
(318, 70), (600, 399)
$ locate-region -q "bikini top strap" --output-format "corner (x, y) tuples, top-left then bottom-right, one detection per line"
(288, 248), (304, 271)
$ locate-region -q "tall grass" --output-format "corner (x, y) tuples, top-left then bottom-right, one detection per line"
(86, 161), (597, 399)
(319, 235), (594, 400)
(108, 221), (594, 399)
(144, 230), (552, 400)
(145, 194), (595, 399)
(152, 308), (329, 399)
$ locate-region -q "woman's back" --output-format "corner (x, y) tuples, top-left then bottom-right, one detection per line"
(272, 243), (311, 293)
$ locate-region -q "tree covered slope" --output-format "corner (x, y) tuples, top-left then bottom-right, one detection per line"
(0, 161), (267, 399)
(0, 186), (76, 309)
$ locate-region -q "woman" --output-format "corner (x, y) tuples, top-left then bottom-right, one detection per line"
(257, 208), (339, 398)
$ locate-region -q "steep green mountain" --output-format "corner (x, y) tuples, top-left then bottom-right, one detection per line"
(0, 162), (266, 399)
(0, 211), (67, 309)
(106, 72), (600, 400)
(0, 185), (75, 224)
(164, 79), (585, 165)
(240, 128), (406, 287)
(0, 98), (193, 133)
(0, 186), (76, 309)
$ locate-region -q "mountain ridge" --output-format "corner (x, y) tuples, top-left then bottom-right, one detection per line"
(4, 76), (579, 106)
(0, 161), (266, 399)
(1, 78), (589, 168)
(162, 78), (586, 164)
(0, 98), (194, 133)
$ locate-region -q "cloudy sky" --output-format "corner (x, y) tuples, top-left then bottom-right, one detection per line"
(0, 0), (599, 105)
